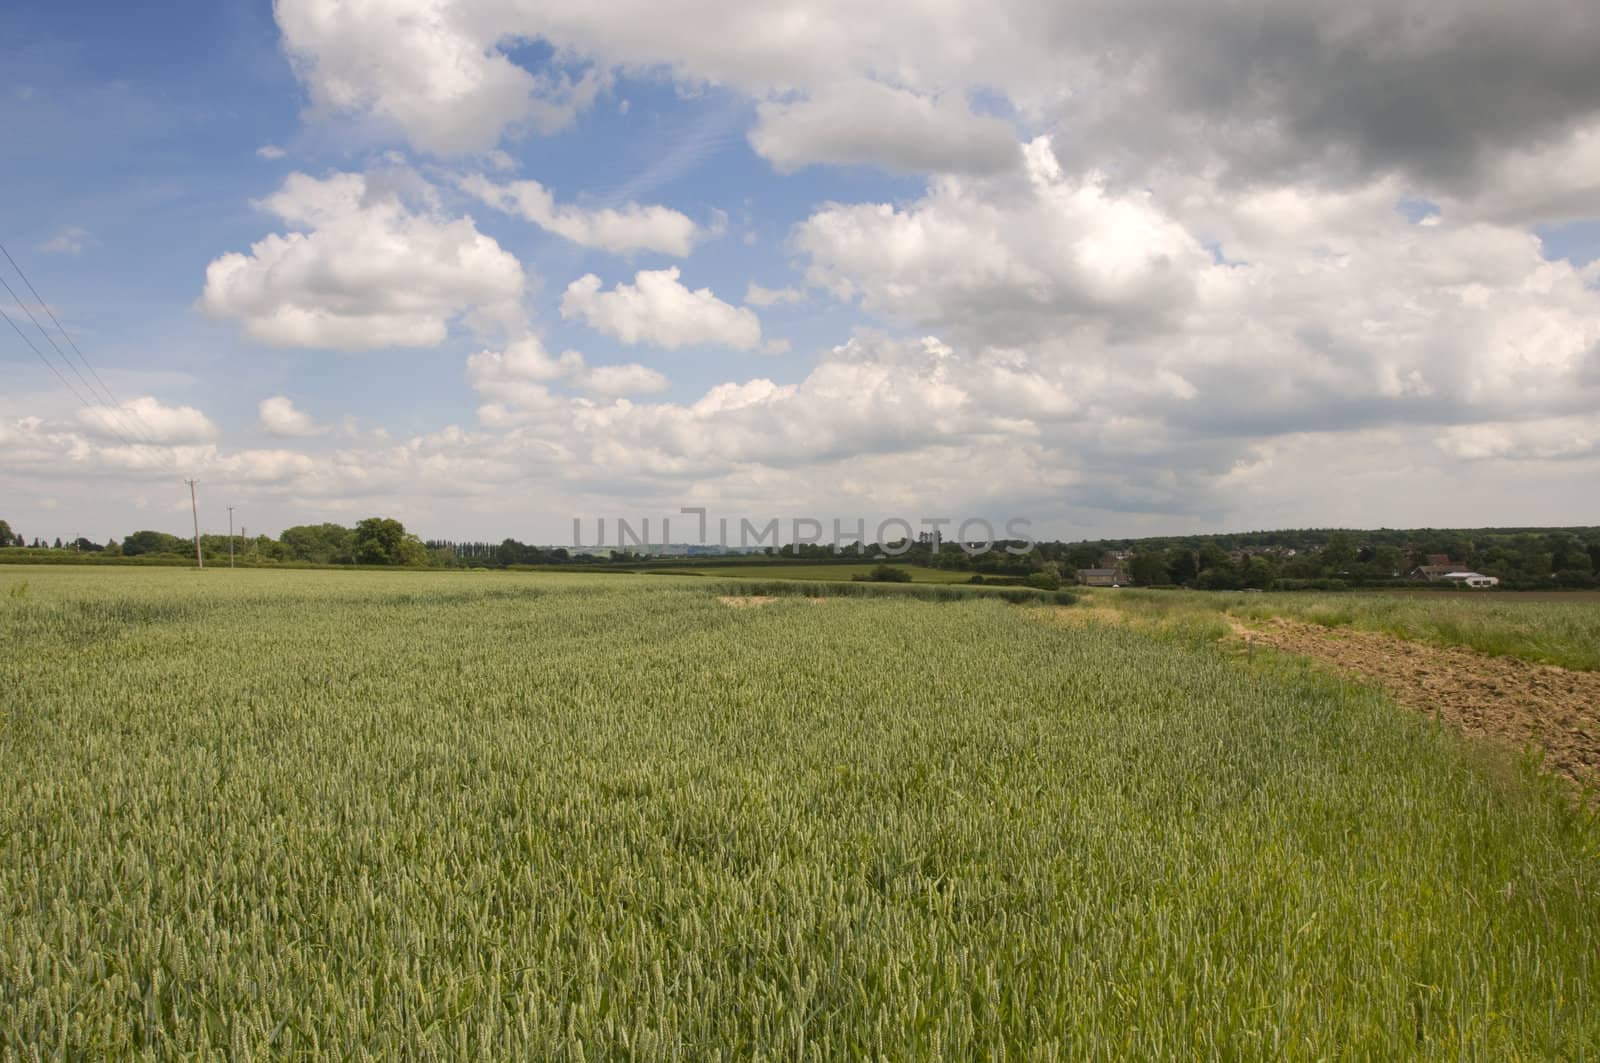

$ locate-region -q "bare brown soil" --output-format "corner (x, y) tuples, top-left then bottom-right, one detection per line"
(1235, 618), (1600, 790)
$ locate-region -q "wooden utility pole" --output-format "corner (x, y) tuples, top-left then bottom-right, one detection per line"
(186, 479), (203, 569)
(227, 506), (236, 568)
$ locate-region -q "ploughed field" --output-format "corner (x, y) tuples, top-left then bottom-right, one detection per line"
(1, 568), (1596, 1057)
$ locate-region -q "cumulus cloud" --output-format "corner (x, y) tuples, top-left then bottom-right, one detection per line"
(744, 282), (804, 307)
(749, 80), (1019, 175)
(272, 0), (1600, 192)
(199, 170), (526, 349)
(467, 335), (669, 419)
(17, 0), (1585, 539)
(798, 138), (1218, 344)
(460, 174), (700, 256)
(561, 268), (765, 351)
(575, 363), (670, 398)
(76, 397), (217, 445)
(275, 0), (606, 155)
(258, 396), (324, 437)
(256, 144), (288, 160)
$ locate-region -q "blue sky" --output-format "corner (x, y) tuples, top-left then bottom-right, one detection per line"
(3, 0), (1598, 544)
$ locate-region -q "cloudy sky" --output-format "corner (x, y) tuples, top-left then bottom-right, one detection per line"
(3, 0), (1598, 545)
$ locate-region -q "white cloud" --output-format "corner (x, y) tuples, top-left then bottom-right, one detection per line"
(749, 80), (1019, 175)
(467, 336), (669, 413)
(561, 268), (764, 351)
(76, 397), (217, 445)
(271, 1), (1600, 188)
(575, 363), (669, 398)
(275, 0), (605, 155)
(1435, 415), (1600, 462)
(460, 174), (700, 256)
(256, 144), (288, 160)
(258, 396), (325, 437)
(199, 170), (526, 350)
(797, 138), (1217, 344)
(744, 282), (803, 307)
(41, 227), (90, 255)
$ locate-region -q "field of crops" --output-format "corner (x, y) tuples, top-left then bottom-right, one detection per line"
(644, 561), (980, 583)
(2, 568), (1596, 1056)
(1087, 587), (1600, 671)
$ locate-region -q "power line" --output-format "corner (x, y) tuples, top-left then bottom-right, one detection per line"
(0, 240), (181, 471)
(0, 240), (131, 415)
(0, 241), (165, 449)
(0, 270), (151, 449)
(0, 302), (103, 417)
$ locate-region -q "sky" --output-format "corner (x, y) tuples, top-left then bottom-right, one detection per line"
(2, 0), (1599, 546)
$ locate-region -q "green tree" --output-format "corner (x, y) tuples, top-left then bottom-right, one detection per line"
(280, 523), (354, 564)
(1127, 552), (1169, 586)
(1320, 531), (1357, 574)
(856, 564), (912, 583)
(1196, 542), (1231, 574)
(1061, 544), (1102, 570)
(1167, 550), (1199, 586)
(122, 530), (186, 556)
(352, 517), (429, 566)
(0, 519), (12, 546)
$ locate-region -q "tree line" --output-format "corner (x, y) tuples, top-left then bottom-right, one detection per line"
(3, 517), (1598, 587)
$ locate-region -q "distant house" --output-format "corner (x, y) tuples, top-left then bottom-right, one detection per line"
(1410, 560), (1467, 581)
(1076, 568), (1123, 587)
(1439, 571), (1499, 588)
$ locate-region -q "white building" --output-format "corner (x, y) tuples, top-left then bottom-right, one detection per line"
(1440, 571), (1499, 588)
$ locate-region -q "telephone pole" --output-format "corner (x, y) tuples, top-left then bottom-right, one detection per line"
(227, 506), (236, 568)
(186, 479), (203, 569)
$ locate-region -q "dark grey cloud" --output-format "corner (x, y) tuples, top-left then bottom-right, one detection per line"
(1038, 1), (1600, 194)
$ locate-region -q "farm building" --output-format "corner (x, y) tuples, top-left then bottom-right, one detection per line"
(1411, 563), (1465, 581)
(1439, 571), (1500, 588)
(1076, 568), (1123, 587)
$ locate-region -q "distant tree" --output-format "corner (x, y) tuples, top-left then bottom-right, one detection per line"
(122, 530), (186, 556)
(0, 519), (12, 546)
(1167, 550), (1199, 586)
(1242, 555), (1276, 589)
(1127, 553), (1169, 586)
(1320, 531), (1357, 573)
(1024, 571), (1061, 590)
(72, 537), (103, 553)
(52, 537), (63, 550)
(1196, 542), (1231, 574)
(856, 564), (912, 583)
(352, 517), (429, 566)
(280, 523), (353, 565)
(1548, 534), (1591, 575)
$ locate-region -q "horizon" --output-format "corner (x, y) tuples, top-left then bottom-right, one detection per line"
(4, 1), (1599, 542)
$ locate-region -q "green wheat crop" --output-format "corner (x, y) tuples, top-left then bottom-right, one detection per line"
(1, 568), (1595, 1057)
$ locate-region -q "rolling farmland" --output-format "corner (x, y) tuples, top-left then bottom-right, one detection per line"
(1, 568), (1596, 1056)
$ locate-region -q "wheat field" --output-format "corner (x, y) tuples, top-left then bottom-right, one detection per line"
(1, 568), (1595, 1057)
